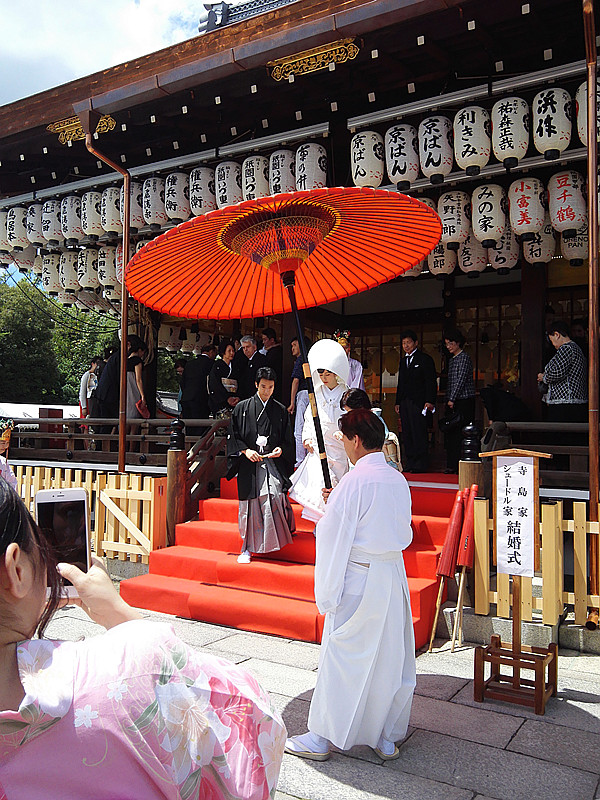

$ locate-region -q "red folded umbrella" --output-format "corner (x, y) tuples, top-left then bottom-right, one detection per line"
(437, 489), (465, 578)
(457, 484), (478, 570)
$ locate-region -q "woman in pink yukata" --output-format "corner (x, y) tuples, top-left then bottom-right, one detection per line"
(0, 481), (286, 800)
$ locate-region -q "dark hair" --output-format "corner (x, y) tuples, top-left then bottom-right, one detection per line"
(340, 388), (371, 410)
(262, 327), (277, 341)
(0, 481), (61, 637)
(291, 335), (312, 351)
(339, 408), (385, 450)
(443, 328), (466, 348)
(201, 343), (216, 354)
(218, 339), (234, 357)
(91, 356), (103, 366)
(400, 329), (418, 342)
(103, 346), (116, 360)
(256, 366), (277, 384)
(127, 334), (145, 351)
(547, 320), (570, 338)
(174, 358), (186, 369)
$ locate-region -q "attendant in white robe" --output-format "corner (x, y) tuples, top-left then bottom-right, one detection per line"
(285, 408), (415, 762)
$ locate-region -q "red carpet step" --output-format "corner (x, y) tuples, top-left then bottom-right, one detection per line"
(120, 474), (456, 648)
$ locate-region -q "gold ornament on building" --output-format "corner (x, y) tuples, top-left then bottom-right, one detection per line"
(267, 38), (360, 81)
(47, 114), (116, 145)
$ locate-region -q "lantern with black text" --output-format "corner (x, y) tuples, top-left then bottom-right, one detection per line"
(269, 150), (296, 195)
(533, 87), (571, 160)
(26, 203), (44, 247)
(508, 178), (546, 240)
(296, 143), (327, 191)
(42, 253), (61, 295)
(120, 181), (145, 232)
(459, 231), (488, 277)
(98, 246), (118, 290)
(59, 251), (80, 292)
(438, 191), (471, 250)
(575, 81), (600, 145)
(57, 291), (75, 308)
(101, 187), (123, 236)
(165, 172), (191, 223)
(428, 241), (457, 277)
(7, 207), (29, 250)
(0, 211), (11, 259)
(471, 184), (506, 248)
(242, 155), (269, 201)
(384, 124), (419, 189)
(350, 132), (384, 188)
(418, 116), (453, 184)
(41, 200), (62, 246)
(548, 170), (586, 238)
(181, 331), (194, 355)
(12, 246), (36, 274)
(216, 162), (243, 208)
(77, 248), (100, 291)
(561, 220), (588, 266)
(81, 191), (103, 241)
(488, 224), (519, 275)
(167, 326), (181, 352)
(143, 177), (168, 229)
(453, 106), (491, 176)
(491, 97), (529, 169)
(60, 196), (83, 247)
(190, 167), (217, 215)
(523, 213), (556, 265)
(157, 324), (171, 350)
(32, 252), (44, 278)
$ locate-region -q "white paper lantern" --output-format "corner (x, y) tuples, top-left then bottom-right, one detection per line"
(0, 211), (12, 257)
(32, 252), (44, 278)
(157, 324), (171, 350)
(81, 191), (103, 240)
(57, 291), (75, 308)
(12, 246), (36, 273)
(491, 97), (529, 169)
(59, 251), (80, 292)
(459, 231), (488, 277)
(180, 332), (194, 355)
(507, 178), (546, 240)
(295, 143), (327, 191)
(143, 177), (168, 229)
(561, 220), (588, 266)
(41, 200), (62, 245)
(101, 187), (123, 235)
(115, 242), (126, 284)
(60, 196), (83, 246)
(164, 172), (191, 222)
(215, 161), (243, 208)
(77, 248), (100, 290)
(242, 155), (270, 200)
(533, 87), (571, 160)
(269, 150), (296, 194)
(97, 245), (118, 289)
(548, 170), (587, 238)
(7, 207), (29, 250)
(189, 167), (217, 216)
(523, 213), (556, 265)
(428, 242), (457, 277)
(488, 224), (520, 275)
(26, 203), (44, 247)
(42, 253), (61, 295)
(402, 260), (424, 278)
(438, 191), (471, 250)
(192, 331), (212, 355)
(75, 290), (98, 313)
(383, 125), (419, 190)
(575, 81), (600, 145)
(103, 286), (121, 305)
(453, 106), (491, 176)
(471, 184), (507, 248)
(167, 326), (181, 352)
(120, 181), (145, 232)
(418, 116), (453, 184)
(350, 132), (384, 188)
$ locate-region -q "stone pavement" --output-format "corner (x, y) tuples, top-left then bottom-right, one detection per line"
(47, 606), (600, 800)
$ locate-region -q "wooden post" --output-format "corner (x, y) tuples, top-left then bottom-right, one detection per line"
(474, 498), (490, 615)
(166, 419), (188, 547)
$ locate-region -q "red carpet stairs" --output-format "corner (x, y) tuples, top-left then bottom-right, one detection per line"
(120, 478), (456, 649)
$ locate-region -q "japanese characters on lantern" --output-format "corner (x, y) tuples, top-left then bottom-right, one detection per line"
(491, 97), (529, 169)
(560, 220), (588, 266)
(42, 252), (61, 295)
(82, 191), (104, 240)
(532, 87), (571, 160)
(522, 213), (556, 265)
(242, 155), (270, 200)
(269, 150), (296, 194)
(142, 177), (168, 229)
(26, 203), (44, 248)
(7, 206), (29, 250)
(418, 116), (453, 184)
(488, 224), (520, 274)
(453, 106), (491, 176)
(101, 187), (123, 235)
(384, 124), (419, 189)
(350, 131), (384, 188)
(216, 161), (243, 208)
(508, 178), (546, 240)
(548, 170), (587, 238)
(189, 167), (217, 216)
(438, 191), (471, 250)
(164, 172), (191, 222)
(120, 182), (145, 232)
(59, 250), (80, 292)
(471, 184), (506, 248)
(575, 81), (600, 145)
(458, 231), (488, 276)
(428, 241), (457, 277)
(295, 143), (327, 191)
(496, 456), (535, 578)
(77, 248), (100, 291)
(41, 200), (62, 246)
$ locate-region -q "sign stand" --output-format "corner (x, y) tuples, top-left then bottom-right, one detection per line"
(473, 449), (557, 715)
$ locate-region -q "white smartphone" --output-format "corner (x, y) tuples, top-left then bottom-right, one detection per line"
(35, 488), (91, 598)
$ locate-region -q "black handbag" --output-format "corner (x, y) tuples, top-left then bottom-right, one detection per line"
(439, 410), (462, 432)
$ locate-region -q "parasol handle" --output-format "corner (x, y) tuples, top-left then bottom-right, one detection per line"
(282, 271), (332, 490)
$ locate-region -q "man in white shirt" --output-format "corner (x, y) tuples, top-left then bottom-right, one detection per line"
(285, 408), (415, 762)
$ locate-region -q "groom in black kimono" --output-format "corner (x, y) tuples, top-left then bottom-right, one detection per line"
(226, 366), (296, 563)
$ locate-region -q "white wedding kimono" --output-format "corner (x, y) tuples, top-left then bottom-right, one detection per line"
(308, 451), (416, 750)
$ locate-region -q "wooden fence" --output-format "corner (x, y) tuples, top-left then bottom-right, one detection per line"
(14, 465), (167, 564)
(474, 497), (599, 627)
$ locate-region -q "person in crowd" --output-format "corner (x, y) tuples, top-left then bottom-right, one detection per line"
(261, 328), (283, 402)
(0, 480), (286, 798)
(394, 329), (437, 474)
(126, 338), (148, 446)
(174, 357), (186, 414)
(226, 366), (296, 564)
(285, 409), (415, 762)
(288, 336), (312, 467)
(537, 320), (588, 422)
(78, 357), (102, 419)
(335, 330), (365, 390)
(238, 336), (268, 400)
(0, 419), (17, 492)
(95, 345), (115, 384)
(180, 342), (217, 434)
(336, 389), (402, 471)
(96, 336), (139, 435)
(289, 339), (349, 522)
(443, 329), (476, 474)
(570, 317), (588, 361)
(208, 339), (240, 418)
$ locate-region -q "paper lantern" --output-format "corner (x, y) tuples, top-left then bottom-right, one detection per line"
(384, 124), (419, 189)
(488, 224), (520, 275)
(189, 167), (217, 216)
(41, 253), (61, 295)
(453, 106), (491, 176)
(26, 203), (44, 247)
(7, 206), (29, 250)
(59, 251), (80, 292)
(142, 177), (168, 229)
(522, 213), (556, 265)
(157, 324), (171, 350)
(75, 290), (98, 313)
(57, 291), (75, 308)
(81, 191), (103, 240)
(164, 172), (191, 222)
(295, 143), (327, 191)
(507, 178), (546, 241)
(32, 252), (44, 278)
(192, 331), (212, 355)
(548, 170), (587, 238)
(180, 332), (194, 355)
(459, 231), (488, 277)
(60, 196), (83, 247)
(438, 191), (471, 250)
(215, 161), (243, 208)
(418, 116), (453, 185)
(471, 184), (506, 248)
(533, 87), (571, 161)
(167, 326), (181, 352)
(0, 211), (12, 258)
(120, 181), (145, 232)
(561, 220), (588, 266)
(97, 245), (118, 289)
(350, 132), (384, 188)
(428, 242), (457, 277)
(41, 200), (62, 246)
(12, 246), (36, 273)
(77, 248), (100, 290)
(101, 187), (123, 235)
(402, 260), (424, 278)
(103, 286), (121, 305)
(575, 81), (600, 145)
(115, 242), (126, 284)
(242, 155), (270, 201)
(269, 150), (296, 194)
(491, 97), (529, 169)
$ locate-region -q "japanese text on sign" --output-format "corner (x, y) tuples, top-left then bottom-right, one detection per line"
(496, 456), (535, 577)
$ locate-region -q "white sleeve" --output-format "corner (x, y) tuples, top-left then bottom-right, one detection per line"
(0, 457), (18, 491)
(302, 399), (315, 444)
(79, 372), (88, 409)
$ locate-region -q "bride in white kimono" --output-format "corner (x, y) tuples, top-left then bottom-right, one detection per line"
(288, 339), (349, 522)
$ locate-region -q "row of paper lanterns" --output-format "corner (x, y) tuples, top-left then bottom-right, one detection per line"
(351, 83), (597, 189)
(157, 325), (213, 355)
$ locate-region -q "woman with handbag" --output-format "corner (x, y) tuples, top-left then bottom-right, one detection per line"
(442, 329), (475, 474)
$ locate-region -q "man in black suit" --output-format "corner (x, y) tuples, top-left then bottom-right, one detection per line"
(394, 329), (437, 473)
(238, 336), (268, 400)
(261, 327), (283, 402)
(180, 342), (217, 434)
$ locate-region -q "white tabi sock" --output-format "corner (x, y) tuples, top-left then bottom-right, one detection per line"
(376, 735), (396, 755)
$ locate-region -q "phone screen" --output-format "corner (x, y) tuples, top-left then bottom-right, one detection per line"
(37, 500), (88, 587)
